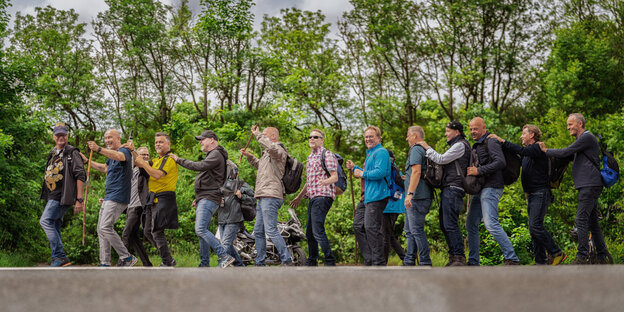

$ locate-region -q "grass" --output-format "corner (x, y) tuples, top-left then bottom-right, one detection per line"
(0, 251), (34, 267)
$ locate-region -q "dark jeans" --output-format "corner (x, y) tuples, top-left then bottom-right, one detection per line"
(526, 189), (561, 264)
(440, 187), (465, 256)
(576, 186), (609, 259)
(144, 205), (174, 265)
(382, 213), (405, 262)
(306, 196), (335, 266)
(353, 201), (370, 265)
(122, 206), (152, 266)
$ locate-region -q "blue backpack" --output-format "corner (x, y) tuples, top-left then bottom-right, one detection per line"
(320, 150), (348, 195)
(385, 164), (404, 201)
(585, 134), (620, 188)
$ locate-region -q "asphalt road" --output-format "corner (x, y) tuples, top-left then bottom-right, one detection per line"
(1, 265), (623, 312)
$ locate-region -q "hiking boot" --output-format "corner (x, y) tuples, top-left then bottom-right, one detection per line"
(161, 259), (177, 267)
(449, 255), (466, 266)
(119, 255), (138, 267)
(548, 251), (567, 265)
(444, 254), (454, 267)
(504, 259), (521, 265)
(596, 253), (614, 265)
(571, 256), (590, 265)
(281, 261), (295, 267)
(218, 255), (235, 268)
(51, 257), (71, 267)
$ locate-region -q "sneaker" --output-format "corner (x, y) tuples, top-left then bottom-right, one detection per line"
(161, 259), (177, 267)
(549, 251), (567, 265)
(51, 257), (71, 267)
(99, 264), (111, 267)
(571, 256), (590, 265)
(218, 255), (235, 268)
(119, 255), (138, 267)
(504, 259), (521, 265)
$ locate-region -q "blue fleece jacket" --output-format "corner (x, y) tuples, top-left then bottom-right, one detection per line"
(354, 143), (391, 203)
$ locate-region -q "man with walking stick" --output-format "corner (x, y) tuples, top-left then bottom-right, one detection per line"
(39, 123), (85, 267)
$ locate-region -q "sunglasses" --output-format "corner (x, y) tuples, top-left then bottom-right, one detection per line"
(308, 135), (323, 140)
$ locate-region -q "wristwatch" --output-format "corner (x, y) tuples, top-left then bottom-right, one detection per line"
(76, 198), (84, 203)
(407, 192), (414, 196)
(97, 146), (102, 153)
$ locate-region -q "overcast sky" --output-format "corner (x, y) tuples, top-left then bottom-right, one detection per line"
(6, 0), (353, 37)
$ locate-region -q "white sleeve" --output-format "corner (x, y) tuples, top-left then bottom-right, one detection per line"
(425, 142), (465, 165)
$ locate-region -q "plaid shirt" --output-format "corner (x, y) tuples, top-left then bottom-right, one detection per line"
(306, 148), (338, 199)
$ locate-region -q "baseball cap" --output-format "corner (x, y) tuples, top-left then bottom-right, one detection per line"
(53, 123), (68, 135)
(446, 120), (464, 132)
(195, 130), (218, 141)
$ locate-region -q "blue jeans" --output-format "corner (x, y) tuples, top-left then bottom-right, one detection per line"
(440, 187), (465, 256)
(254, 197), (292, 265)
(306, 197), (335, 266)
(406, 198), (433, 265)
(40, 200), (70, 260)
(196, 199), (228, 266)
(403, 211), (417, 265)
(218, 223), (244, 266)
(466, 187), (519, 265)
(527, 189), (561, 264)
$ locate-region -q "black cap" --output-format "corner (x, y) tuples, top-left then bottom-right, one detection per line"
(446, 120), (464, 132)
(53, 123), (68, 135)
(195, 130), (218, 141)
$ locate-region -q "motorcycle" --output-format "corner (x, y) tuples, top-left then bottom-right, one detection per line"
(233, 207), (307, 266)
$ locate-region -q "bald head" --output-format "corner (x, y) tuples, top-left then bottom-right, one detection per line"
(263, 127), (280, 142)
(469, 117), (487, 140)
(103, 129), (122, 150)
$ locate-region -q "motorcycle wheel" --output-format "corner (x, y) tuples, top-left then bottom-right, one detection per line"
(290, 246), (306, 266)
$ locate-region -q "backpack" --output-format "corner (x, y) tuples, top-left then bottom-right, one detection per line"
(548, 157), (569, 189)
(238, 180), (257, 221)
(385, 164), (405, 201)
(590, 134), (620, 188)
(484, 139), (521, 185)
(279, 144), (304, 194)
(320, 149), (348, 195)
(222, 161), (256, 222)
(412, 144), (443, 188)
(457, 141), (484, 195)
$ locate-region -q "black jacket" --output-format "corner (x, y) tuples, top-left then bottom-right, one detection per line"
(176, 146), (228, 203)
(473, 133), (506, 189)
(545, 130), (602, 189)
(442, 136), (471, 188)
(503, 141), (549, 193)
(40, 144), (86, 206)
(146, 191), (179, 231)
(219, 179), (254, 224)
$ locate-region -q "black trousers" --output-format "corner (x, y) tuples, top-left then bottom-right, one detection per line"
(382, 213), (405, 262)
(122, 206), (152, 266)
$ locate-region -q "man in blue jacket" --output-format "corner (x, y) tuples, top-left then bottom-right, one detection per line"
(346, 126), (391, 266)
(539, 113), (611, 264)
(466, 117), (519, 265)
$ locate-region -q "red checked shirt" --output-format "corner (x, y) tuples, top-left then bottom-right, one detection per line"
(306, 147), (338, 199)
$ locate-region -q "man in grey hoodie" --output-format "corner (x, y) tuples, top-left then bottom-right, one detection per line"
(539, 113), (611, 264)
(170, 130), (235, 268)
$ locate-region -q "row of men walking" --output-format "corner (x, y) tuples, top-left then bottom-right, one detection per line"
(39, 112), (611, 267)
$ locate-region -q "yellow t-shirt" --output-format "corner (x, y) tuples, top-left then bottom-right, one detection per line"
(148, 153), (178, 194)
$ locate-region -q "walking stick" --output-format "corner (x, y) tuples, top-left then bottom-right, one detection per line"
(349, 171), (358, 264)
(238, 132), (254, 164)
(82, 150), (93, 246)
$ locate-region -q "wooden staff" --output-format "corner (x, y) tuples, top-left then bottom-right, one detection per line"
(238, 132), (254, 164)
(349, 171), (358, 264)
(82, 150), (93, 246)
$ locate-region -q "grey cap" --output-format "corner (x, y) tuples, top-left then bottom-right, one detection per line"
(195, 130), (218, 141)
(53, 124), (68, 135)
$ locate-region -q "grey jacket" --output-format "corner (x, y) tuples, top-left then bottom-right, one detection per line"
(40, 144), (86, 206)
(545, 130), (603, 189)
(177, 146), (229, 203)
(245, 132), (287, 199)
(219, 180), (254, 224)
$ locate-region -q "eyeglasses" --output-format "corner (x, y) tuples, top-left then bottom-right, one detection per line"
(139, 153), (150, 157)
(308, 136), (323, 140)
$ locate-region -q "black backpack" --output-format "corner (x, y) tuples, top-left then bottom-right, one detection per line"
(548, 157), (569, 189)
(320, 149), (348, 195)
(484, 140), (521, 185)
(457, 141), (484, 195)
(413, 144), (443, 188)
(279, 144), (304, 194)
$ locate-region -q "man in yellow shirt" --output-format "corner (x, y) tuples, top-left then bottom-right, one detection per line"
(133, 132), (178, 267)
